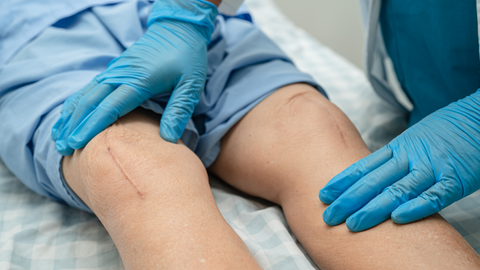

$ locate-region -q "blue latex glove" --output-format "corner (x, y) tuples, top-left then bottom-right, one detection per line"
(319, 90), (480, 232)
(51, 0), (218, 156)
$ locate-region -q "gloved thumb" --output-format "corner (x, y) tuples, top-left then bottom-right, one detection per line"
(160, 81), (203, 143)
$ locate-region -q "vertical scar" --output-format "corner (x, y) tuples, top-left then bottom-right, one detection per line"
(324, 108), (347, 146)
(308, 97), (347, 146)
(103, 130), (144, 198)
(283, 91), (348, 146)
(106, 146), (144, 197)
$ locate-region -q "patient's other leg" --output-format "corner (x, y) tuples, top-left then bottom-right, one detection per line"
(62, 108), (261, 270)
(210, 83), (480, 269)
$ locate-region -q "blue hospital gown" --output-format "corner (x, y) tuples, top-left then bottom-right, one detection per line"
(0, 0), (324, 212)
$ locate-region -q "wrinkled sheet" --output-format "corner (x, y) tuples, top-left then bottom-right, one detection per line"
(1, 0), (479, 269)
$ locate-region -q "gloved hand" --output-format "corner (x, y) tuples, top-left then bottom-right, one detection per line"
(51, 0), (218, 156)
(319, 90), (480, 232)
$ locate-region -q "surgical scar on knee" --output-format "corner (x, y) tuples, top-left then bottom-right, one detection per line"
(284, 91), (347, 146)
(322, 105), (347, 146)
(103, 130), (145, 198)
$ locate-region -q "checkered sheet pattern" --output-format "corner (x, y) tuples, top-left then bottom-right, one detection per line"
(1, 0), (480, 269)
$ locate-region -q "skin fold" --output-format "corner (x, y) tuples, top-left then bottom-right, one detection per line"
(63, 83), (480, 269)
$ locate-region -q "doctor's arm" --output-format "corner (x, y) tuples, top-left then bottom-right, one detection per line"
(320, 90), (480, 232)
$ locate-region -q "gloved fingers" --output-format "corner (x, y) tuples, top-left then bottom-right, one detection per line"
(52, 108), (73, 142)
(391, 179), (463, 224)
(160, 80), (203, 143)
(319, 146), (393, 204)
(67, 84), (149, 149)
(52, 95), (78, 141)
(51, 79), (100, 141)
(345, 170), (433, 232)
(61, 79), (99, 114)
(322, 156), (409, 226)
(52, 84), (115, 155)
(60, 83), (115, 140)
(55, 122), (76, 156)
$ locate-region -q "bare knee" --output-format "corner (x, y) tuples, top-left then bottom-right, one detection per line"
(62, 111), (208, 218)
(245, 84), (366, 155)
(211, 84), (370, 203)
(279, 85), (354, 142)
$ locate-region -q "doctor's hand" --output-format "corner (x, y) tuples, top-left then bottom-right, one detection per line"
(319, 90), (480, 232)
(51, 0), (218, 156)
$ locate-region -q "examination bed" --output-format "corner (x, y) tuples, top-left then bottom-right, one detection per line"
(1, 0), (480, 269)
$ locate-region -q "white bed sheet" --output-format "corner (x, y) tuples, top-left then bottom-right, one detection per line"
(1, 0), (480, 269)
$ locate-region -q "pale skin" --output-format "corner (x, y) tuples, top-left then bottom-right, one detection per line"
(63, 83), (480, 269)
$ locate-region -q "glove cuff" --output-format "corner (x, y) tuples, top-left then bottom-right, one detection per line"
(427, 89), (480, 140)
(453, 89), (480, 118)
(148, 0), (218, 44)
(469, 89), (480, 104)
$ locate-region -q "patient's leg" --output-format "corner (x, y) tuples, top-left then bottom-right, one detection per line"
(210, 83), (480, 269)
(62, 108), (261, 270)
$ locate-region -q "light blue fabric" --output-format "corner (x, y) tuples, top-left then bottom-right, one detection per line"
(0, 0), (129, 67)
(0, 1), (323, 212)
